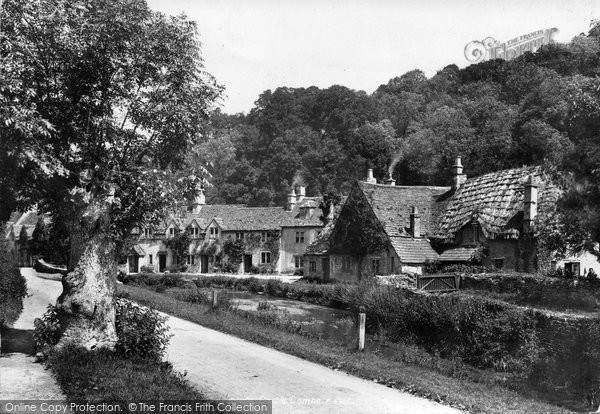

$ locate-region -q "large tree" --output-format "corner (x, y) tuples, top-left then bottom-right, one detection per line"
(0, 0), (221, 349)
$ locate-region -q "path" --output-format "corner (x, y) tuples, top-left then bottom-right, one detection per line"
(166, 312), (460, 413)
(0, 268), (65, 400)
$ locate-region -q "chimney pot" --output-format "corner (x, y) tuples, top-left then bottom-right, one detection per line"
(295, 185), (306, 203)
(383, 172), (396, 186)
(410, 206), (421, 238)
(192, 189), (205, 214)
(286, 188), (297, 211)
(452, 156), (467, 192)
(366, 168), (376, 184)
(523, 174), (538, 233)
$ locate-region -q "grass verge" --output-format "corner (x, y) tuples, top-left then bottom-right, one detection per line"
(47, 345), (204, 401)
(119, 284), (577, 414)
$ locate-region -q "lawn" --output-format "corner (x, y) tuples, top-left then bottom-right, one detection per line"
(47, 345), (204, 401)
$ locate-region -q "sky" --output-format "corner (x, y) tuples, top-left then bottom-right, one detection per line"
(146, 0), (600, 114)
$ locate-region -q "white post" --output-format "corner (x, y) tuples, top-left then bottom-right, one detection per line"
(358, 312), (366, 351)
(212, 290), (218, 308)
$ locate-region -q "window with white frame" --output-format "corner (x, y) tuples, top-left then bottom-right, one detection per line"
(261, 252), (271, 264)
(294, 256), (304, 268)
(169, 227), (175, 237)
(148, 254), (153, 265)
(309, 261), (316, 272)
(236, 232), (244, 240)
(143, 228), (152, 238)
(295, 231), (305, 243)
(186, 255), (195, 265)
(210, 227), (219, 239)
(261, 231), (268, 242)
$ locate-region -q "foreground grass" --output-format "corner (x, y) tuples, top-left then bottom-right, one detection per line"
(47, 346), (204, 401)
(119, 284), (577, 414)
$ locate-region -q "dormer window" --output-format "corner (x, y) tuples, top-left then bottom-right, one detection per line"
(169, 228), (175, 237)
(210, 227), (219, 239)
(188, 226), (199, 238)
(143, 228), (152, 238)
(236, 232), (244, 240)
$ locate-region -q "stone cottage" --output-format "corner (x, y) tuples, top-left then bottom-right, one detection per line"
(125, 186), (323, 275)
(304, 158), (600, 282)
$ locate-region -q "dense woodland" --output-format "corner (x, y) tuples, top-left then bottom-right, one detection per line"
(200, 28), (600, 254)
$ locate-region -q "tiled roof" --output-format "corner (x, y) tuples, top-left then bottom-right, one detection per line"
(303, 197), (346, 255)
(435, 166), (561, 240)
(389, 236), (439, 264)
(358, 182), (451, 237)
(439, 247), (479, 262)
(284, 197), (324, 227)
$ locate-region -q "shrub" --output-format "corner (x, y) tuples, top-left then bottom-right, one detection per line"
(115, 298), (171, 361)
(293, 268), (304, 276)
(265, 279), (285, 296)
(169, 288), (208, 304)
(221, 262), (239, 273)
(33, 305), (63, 350)
(248, 265), (260, 274)
(140, 265), (155, 273)
(0, 244), (27, 327)
(246, 277), (263, 293)
(35, 298), (172, 361)
(257, 301), (274, 311)
(159, 274), (186, 288)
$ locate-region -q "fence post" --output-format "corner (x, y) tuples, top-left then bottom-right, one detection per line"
(358, 307), (366, 351)
(212, 290), (218, 308)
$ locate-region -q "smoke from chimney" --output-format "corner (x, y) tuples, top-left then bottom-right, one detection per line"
(388, 151), (403, 176)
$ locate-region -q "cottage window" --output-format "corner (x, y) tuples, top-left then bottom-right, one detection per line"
(148, 255), (153, 265)
(143, 228), (152, 238)
(294, 256), (304, 268)
(186, 255), (195, 265)
(494, 258), (504, 269)
(372, 259), (380, 275)
(309, 261), (317, 273)
(295, 231), (305, 243)
(189, 227), (199, 238)
(169, 228), (175, 237)
(236, 232), (244, 240)
(261, 252), (271, 264)
(210, 227), (219, 239)
(261, 231), (268, 242)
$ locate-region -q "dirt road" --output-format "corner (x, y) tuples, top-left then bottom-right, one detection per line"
(0, 268), (65, 400)
(165, 310), (460, 413)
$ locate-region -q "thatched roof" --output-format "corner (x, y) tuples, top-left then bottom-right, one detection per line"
(435, 166), (560, 241)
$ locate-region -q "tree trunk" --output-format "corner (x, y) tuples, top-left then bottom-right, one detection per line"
(55, 195), (118, 350)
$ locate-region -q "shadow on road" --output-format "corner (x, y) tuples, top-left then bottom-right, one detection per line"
(1, 326), (35, 355)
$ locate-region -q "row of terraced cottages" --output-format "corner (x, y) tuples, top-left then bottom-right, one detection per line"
(124, 186), (324, 274)
(303, 158), (600, 282)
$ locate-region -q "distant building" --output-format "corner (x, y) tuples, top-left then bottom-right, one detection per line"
(304, 160), (600, 282)
(125, 186), (323, 274)
(4, 210), (41, 267)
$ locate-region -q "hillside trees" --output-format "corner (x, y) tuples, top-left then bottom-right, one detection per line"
(0, 0), (221, 348)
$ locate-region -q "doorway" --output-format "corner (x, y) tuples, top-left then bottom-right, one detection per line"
(158, 254), (167, 272)
(200, 255), (209, 273)
(243, 254), (253, 273)
(322, 257), (330, 282)
(128, 255), (139, 274)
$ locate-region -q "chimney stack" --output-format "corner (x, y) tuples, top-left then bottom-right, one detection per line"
(366, 168), (377, 184)
(295, 185), (306, 203)
(192, 189), (205, 214)
(410, 206), (421, 238)
(452, 156), (467, 192)
(383, 172), (396, 186)
(286, 188), (297, 211)
(523, 174), (538, 233)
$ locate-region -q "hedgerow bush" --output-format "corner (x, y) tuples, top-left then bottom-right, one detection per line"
(0, 243), (27, 327)
(34, 298), (171, 361)
(114, 298), (171, 361)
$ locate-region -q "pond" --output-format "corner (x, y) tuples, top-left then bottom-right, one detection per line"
(225, 290), (357, 343)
